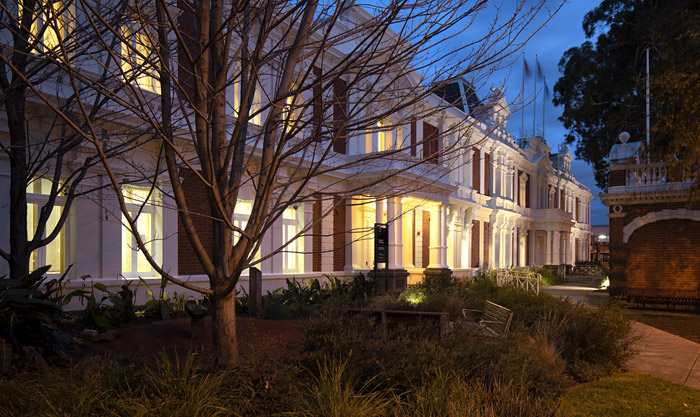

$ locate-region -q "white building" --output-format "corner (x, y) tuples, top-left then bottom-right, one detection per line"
(0, 3), (592, 304)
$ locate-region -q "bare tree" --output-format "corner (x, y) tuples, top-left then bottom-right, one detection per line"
(0, 0), (139, 279)
(17, 0), (560, 366)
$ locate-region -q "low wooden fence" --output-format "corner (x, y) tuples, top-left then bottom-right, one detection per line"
(495, 268), (542, 295)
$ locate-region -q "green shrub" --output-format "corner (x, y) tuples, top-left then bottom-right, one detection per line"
(0, 353), (244, 416)
(557, 302), (636, 381)
(527, 265), (565, 287)
(398, 371), (560, 417)
(450, 278), (636, 382)
(283, 357), (393, 417)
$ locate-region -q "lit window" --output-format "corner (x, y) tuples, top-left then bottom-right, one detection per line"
(377, 120), (391, 151)
(282, 207), (300, 272)
(27, 178), (65, 274)
(281, 83), (298, 134)
(232, 201), (252, 245)
(120, 27), (160, 93)
(121, 186), (156, 277)
(230, 68), (262, 126)
(19, 0), (67, 53)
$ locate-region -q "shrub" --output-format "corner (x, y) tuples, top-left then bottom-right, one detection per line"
(527, 265), (564, 287)
(453, 278), (636, 382)
(283, 357), (393, 417)
(557, 302), (636, 381)
(397, 371), (560, 417)
(0, 353), (243, 416)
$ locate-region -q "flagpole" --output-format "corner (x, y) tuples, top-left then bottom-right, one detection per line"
(542, 76), (546, 139)
(521, 52), (525, 139)
(533, 55), (538, 135)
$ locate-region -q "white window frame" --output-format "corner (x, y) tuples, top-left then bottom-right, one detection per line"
(19, 0), (72, 54)
(121, 186), (158, 278)
(120, 25), (160, 94)
(282, 207), (303, 273)
(26, 178), (66, 275)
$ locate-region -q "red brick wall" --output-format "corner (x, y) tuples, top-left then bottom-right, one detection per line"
(471, 220), (480, 268)
(608, 200), (700, 289)
(483, 221), (489, 267)
(609, 168), (626, 186)
(312, 196), (322, 272)
(333, 197), (345, 271)
(177, 170), (214, 276)
(472, 148), (480, 193)
(624, 219), (700, 291)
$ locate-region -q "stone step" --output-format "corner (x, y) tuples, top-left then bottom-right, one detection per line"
(565, 274), (606, 285)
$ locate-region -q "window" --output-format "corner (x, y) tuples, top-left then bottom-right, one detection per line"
(121, 27), (160, 93)
(230, 69), (262, 125)
(282, 207), (301, 272)
(232, 201), (252, 245)
(333, 78), (348, 154)
(423, 121), (438, 164)
(27, 178), (65, 274)
(19, 0), (67, 53)
(281, 82), (298, 134)
(121, 187), (156, 277)
(377, 120), (388, 151)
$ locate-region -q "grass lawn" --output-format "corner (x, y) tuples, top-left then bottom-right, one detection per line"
(557, 372), (700, 417)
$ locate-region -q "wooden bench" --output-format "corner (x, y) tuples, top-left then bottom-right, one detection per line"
(345, 308), (449, 341)
(461, 301), (513, 337)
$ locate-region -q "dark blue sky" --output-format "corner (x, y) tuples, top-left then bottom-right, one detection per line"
(494, 1), (609, 225)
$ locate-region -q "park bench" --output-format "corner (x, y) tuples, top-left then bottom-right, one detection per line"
(345, 308), (449, 341)
(461, 301), (513, 337)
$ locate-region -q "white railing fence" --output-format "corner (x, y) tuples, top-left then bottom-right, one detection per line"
(495, 268), (541, 295)
(573, 264), (604, 276)
(625, 163), (694, 187)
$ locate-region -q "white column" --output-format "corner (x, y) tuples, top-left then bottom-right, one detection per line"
(376, 198), (384, 268)
(402, 208), (414, 268)
(428, 205), (439, 268)
(440, 205), (448, 267)
(464, 222), (471, 269)
(320, 198), (334, 273)
(303, 203), (314, 273)
(346, 196), (364, 271)
(387, 197), (403, 269)
(428, 204), (449, 268)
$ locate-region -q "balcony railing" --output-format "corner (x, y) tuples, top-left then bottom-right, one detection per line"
(624, 162), (694, 187)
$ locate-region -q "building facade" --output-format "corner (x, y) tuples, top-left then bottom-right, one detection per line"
(0, 4), (592, 305)
(601, 136), (700, 303)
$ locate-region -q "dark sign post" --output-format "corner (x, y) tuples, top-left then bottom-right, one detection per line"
(374, 223), (389, 293)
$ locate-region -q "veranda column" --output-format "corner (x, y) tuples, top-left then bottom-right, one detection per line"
(424, 203), (451, 285)
(442, 205), (449, 267)
(387, 197), (403, 269)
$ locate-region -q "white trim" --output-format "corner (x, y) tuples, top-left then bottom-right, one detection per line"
(623, 209), (700, 243)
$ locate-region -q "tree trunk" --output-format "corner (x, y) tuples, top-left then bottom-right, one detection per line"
(6, 90), (30, 280)
(211, 291), (238, 367)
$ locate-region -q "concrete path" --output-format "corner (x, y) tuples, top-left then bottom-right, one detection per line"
(627, 322), (700, 390)
(542, 281), (609, 306)
(544, 281), (700, 390)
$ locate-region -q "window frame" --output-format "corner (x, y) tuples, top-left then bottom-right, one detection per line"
(26, 178), (67, 275)
(121, 186), (158, 278)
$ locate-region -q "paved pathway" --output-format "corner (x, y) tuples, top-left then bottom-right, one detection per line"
(627, 322), (700, 389)
(544, 281), (700, 390)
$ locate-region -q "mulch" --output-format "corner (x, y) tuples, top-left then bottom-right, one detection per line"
(76, 316), (306, 364)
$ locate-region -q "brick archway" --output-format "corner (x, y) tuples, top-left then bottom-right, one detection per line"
(623, 209), (700, 243)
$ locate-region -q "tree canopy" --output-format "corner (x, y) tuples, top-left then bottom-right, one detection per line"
(553, 0), (700, 189)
